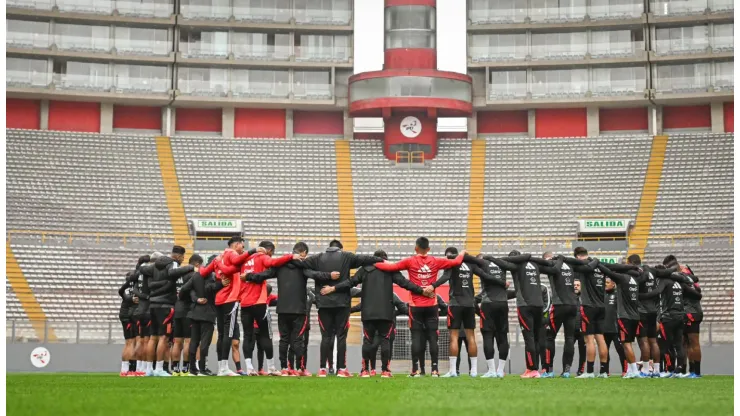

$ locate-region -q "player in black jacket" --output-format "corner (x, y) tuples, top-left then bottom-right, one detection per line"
(603, 280), (626, 377)
(180, 254), (221, 376)
(351, 291), (408, 376)
(171, 255), (196, 376)
(302, 240), (384, 377)
(639, 266), (700, 377)
(664, 255), (703, 378)
(573, 280), (586, 376)
(245, 242), (338, 376)
(140, 246), (194, 377)
(322, 249), (425, 377)
(131, 252), (167, 376)
(118, 255), (148, 376)
(435, 248), (505, 377)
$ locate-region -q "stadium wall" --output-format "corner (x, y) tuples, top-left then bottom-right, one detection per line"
(599, 108), (649, 132)
(294, 111), (344, 135)
(477, 110), (528, 135)
(724, 102), (734, 132)
(48, 101), (101, 132)
(113, 106), (162, 131)
(6, 99), (41, 130)
(535, 108), (587, 138)
(7, 344), (733, 375)
(663, 105), (711, 130)
(175, 108), (222, 134)
(234, 108), (286, 138)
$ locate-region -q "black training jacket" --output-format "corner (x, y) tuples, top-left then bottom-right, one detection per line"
(564, 257), (602, 308)
(599, 264), (642, 321)
(131, 264), (166, 317)
(436, 255), (506, 307)
(604, 289), (618, 334)
(302, 247), (383, 309)
(118, 271), (136, 320)
(246, 260), (333, 315)
(494, 254), (546, 308)
(475, 256), (513, 304)
(180, 271), (221, 323)
(639, 272), (699, 321)
(335, 265), (423, 321)
(145, 256), (194, 309)
(174, 271), (193, 319)
(541, 257), (578, 307)
(681, 270), (702, 315)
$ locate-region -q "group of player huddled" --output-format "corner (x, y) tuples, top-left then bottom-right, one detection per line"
(117, 236), (703, 378)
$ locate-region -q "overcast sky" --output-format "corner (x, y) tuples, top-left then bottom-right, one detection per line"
(353, 0), (467, 132)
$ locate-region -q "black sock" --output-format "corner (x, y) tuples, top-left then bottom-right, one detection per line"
(694, 361), (701, 375)
(599, 362), (608, 375)
(163, 361), (169, 372)
(183, 361), (189, 373)
(129, 360), (136, 372)
(587, 361), (595, 374)
(235, 361), (242, 371)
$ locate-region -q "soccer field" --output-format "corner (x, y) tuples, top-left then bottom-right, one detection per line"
(6, 374), (734, 416)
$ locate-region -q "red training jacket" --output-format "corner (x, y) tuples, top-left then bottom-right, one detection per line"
(200, 249), (252, 306)
(375, 254), (464, 307)
(240, 252), (293, 307)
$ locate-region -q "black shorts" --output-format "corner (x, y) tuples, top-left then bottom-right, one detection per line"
(173, 317), (191, 339)
(479, 302), (508, 333)
(120, 318), (136, 340)
(448, 306), (476, 330)
(684, 312), (703, 334)
(150, 307), (175, 337)
(637, 312), (658, 338)
(409, 306), (439, 331)
(135, 315), (151, 338)
(580, 305), (605, 335)
(232, 319), (241, 341)
(617, 318), (639, 343)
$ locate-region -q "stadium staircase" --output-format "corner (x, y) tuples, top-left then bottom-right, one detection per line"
(466, 139), (487, 292)
(629, 135), (668, 258)
(334, 140), (359, 253)
(155, 136), (193, 258)
(6, 241), (56, 341)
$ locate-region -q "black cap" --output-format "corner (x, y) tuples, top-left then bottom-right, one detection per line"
(172, 245), (186, 255)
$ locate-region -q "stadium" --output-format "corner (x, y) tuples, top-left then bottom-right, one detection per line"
(4, 0), (735, 414)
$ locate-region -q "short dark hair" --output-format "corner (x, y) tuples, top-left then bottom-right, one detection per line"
(329, 239), (343, 249)
(509, 250), (521, 257)
(416, 237), (430, 250)
(172, 245), (186, 255)
(207, 254), (218, 265)
(663, 255), (678, 268)
(189, 254), (203, 266)
(445, 246), (458, 257)
(627, 254), (642, 265)
(574, 247), (588, 257)
(227, 235), (243, 246)
(293, 242), (309, 254)
(259, 240), (275, 252)
(136, 255), (151, 268)
(374, 250), (388, 260)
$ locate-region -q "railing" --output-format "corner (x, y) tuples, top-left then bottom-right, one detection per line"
(654, 38), (710, 55)
(469, 45), (527, 62)
(7, 0), (54, 9)
(55, 73), (114, 91)
(7, 318), (734, 346)
(294, 8), (351, 25)
(176, 79), (229, 96)
(292, 83), (333, 99)
(529, 5), (588, 22)
(115, 0), (172, 17)
(7, 32), (52, 49)
(651, 0), (707, 15)
(6, 70), (50, 88)
(180, 42), (229, 59)
(468, 7), (529, 23)
(530, 81), (589, 98)
(231, 81), (290, 98)
(711, 36), (734, 51)
(232, 6), (291, 23)
(54, 34), (111, 52)
(113, 76), (169, 93)
(232, 44), (291, 61)
(179, 4), (231, 20)
(489, 82), (529, 99)
(56, 0), (113, 13)
(295, 46), (351, 62)
(531, 43), (588, 60)
(591, 79), (646, 96)
(394, 151), (425, 164)
(655, 76), (711, 93)
(115, 39), (170, 56)
(6, 230), (734, 250)
(589, 41), (644, 57)
(589, 3), (643, 19)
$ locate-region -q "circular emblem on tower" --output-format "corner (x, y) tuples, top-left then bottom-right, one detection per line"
(400, 116), (422, 138)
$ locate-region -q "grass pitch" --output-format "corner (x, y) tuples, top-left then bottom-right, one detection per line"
(6, 373), (733, 416)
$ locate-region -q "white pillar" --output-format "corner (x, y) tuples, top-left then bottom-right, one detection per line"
(100, 102), (114, 134)
(527, 109), (536, 138)
(286, 109), (294, 139)
(586, 105), (599, 137)
(343, 110), (353, 139)
(468, 111), (478, 139)
(40, 99), (49, 130)
(710, 102), (725, 133)
(222, 107), (235, 138)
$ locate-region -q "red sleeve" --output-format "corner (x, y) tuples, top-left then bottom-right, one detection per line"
(222, 250), (236, 266)
(199, 261), (215, 278)
(264, 253), (294, 268)
(375, 257), (410, 272)
(232, 250), (252, 265)
(433, 254), (464, 271)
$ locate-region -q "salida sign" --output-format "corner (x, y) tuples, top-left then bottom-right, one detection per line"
(577, 219), (629, 233)
(193, 219), (242, 233)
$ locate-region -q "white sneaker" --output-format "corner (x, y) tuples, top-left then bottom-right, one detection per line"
(659, 372), (672, 378)
(496, 370), (506, 378)
(623, 372), (636, 379)
(597, 373), (609, 378)
(469, 372), (478, 378)
(480, 371), (498, 378)
(440, 371), (458, 378)
(152, 370), (171, 377)
(576, 373), (595, 379)
(674, 372), (690, 379)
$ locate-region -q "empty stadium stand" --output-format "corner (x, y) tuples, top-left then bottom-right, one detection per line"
(4, 129), (735, 341)
(171, 136), (341, 237)
(482, 135), (653, 237)
(650, 133), (734, 235)
(7, 129), (172, 234)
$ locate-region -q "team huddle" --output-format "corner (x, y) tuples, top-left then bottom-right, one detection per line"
(117, 236), (703, 378)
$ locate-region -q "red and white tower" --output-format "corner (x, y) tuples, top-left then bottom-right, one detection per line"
(348, 0), (473, 160)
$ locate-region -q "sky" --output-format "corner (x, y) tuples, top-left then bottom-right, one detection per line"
(353, 0), (467, 132)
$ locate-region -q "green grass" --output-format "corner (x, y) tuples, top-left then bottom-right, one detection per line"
(7, 374), (733, 416)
